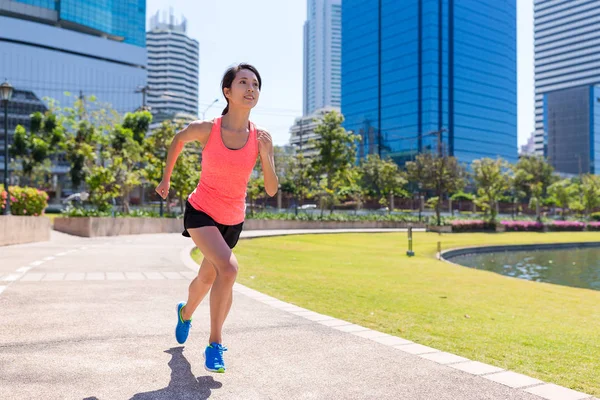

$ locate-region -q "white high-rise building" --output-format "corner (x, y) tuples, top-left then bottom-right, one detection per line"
(147, 10), (199, 123)
(303, 0), (341, 116)
(534, 1), (600, 156)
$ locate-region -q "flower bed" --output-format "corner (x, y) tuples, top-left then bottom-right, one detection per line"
(451, 220), (496, 233)
(547, 221), (586, 231)
(500, 220), (544, 232)
(1, 185), (49, 216)
(587, 222), (600, 231)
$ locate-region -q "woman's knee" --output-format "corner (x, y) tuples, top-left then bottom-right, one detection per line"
(213, 257), (238, 280)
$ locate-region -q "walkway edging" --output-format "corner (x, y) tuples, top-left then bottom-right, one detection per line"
(181, 229), (595, 400)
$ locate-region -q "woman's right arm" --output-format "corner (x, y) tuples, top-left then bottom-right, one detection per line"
(155, 120), (211, 199)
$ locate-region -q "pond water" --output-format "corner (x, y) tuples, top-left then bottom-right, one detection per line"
(449, 246), (600, 291)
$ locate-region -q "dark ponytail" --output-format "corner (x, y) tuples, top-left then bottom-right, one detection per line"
(221, 63), (262, 115)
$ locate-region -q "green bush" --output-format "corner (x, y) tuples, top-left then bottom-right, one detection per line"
(60, 206), (180, 218)
(590, 212), (600, 222)
(0, 185), (49, 216)
(245, 211), (436, 224)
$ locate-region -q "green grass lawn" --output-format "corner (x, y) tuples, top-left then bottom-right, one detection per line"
(192, 232), (600, 395)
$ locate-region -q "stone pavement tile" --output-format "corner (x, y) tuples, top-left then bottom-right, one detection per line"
(333, 324), (370, 333)
(86, 273), (105, 281)
(65, 273), (85, 281)
(42, 273), (65, 281)
(162, 272), (185, 280)
(420, 352), (470, 365)
(15, 267), (32, 273)
(143, 272), (164, 280)
(352, 330), (389, 339)
(292, 310), (319, 317)
(2, 274), (22, 282)
(180, 271), (196, 280)
(318, 318), (352, 327)
(394, 343), (440, 355)
(449, 361), (504, 375)
(279, 305), (306, 312)
(20, 273), (44, 282)
(29, 261), (44, 266)
(124, 272), (145, 280)
(371, 335), (413, 346)
(106, 272), (126, 281)
(302, 313), (334, 322)
(484, 371), (544, 388)
(524, 384), (593, 400)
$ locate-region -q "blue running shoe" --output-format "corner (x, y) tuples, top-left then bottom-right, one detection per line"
(175, 302), (192, 344)
(204, 343), (227, 373)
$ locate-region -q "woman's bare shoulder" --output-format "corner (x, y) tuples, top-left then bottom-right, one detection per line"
(178, 120), (213, 145)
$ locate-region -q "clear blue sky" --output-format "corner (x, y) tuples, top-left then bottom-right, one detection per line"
(147, 0), (534, 148)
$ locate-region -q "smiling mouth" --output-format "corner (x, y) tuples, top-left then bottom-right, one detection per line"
(244, 95), (254, 100)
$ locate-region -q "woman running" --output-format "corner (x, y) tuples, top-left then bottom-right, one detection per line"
(155, 63), (278, 373)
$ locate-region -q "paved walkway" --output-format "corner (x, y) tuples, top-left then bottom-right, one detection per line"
(0, 230), (596, 400)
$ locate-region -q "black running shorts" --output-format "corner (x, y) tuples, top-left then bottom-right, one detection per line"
(182, 200), (244, 249)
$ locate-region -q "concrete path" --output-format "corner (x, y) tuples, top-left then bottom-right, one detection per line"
(0, 230), (595, 400)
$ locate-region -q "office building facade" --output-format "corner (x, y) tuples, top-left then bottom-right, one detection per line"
(147, 10), (199, 123)
(342, 0), (517, 166)
(534, 0), (600, 175)
(304, 0), (341, 116)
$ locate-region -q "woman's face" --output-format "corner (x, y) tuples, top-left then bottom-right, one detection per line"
(224, 69), (260, 111)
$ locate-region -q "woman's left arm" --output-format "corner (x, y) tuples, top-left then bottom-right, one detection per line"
(257, 128), (279, 197)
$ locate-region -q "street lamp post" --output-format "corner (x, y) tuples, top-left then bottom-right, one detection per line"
(1, 79), (14, 216)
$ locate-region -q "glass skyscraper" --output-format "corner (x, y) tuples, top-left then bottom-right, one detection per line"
(10, 0), (146, 47)
(304, 0), (342, 116)
(342, 0), (517, 166)
(545, 85), (600, 175)
(534, 0), (600, 175)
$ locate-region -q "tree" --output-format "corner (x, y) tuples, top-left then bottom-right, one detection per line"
(10, 112), (65, 185)
(359, 154), (407, 211)
(283, 152), (315, 214)
(86, 166), (119, 212)
(63, 120), (97, 190)
(471, 158), (511, 223)
(338, 165), (365, 212)
(580, 174), (600, 217)
(512, 156), (557, 221)
(548, 179), (578, 220)
(406, 153), (467, 226)
(310, 111), (360, 215)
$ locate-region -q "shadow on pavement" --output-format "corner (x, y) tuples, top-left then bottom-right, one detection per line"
(82, 347), (222, 400)
(131, 347), (222, 399)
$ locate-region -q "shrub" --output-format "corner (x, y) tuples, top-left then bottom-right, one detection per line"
(501, 220), (544, 232)
(451, 219), (495, 232)
(587, 222), (600, 231)
(590, 212), (600, 222)
(546, 220), (585, 231)
(0, 185), (49, 216)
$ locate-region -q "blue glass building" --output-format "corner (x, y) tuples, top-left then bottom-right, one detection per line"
(545, 85), (600, 175)
(534, 0), (600, 174)
(342, 0), (517, 166)
(10, 0), (146, 47)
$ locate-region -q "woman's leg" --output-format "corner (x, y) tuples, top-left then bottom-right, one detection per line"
(187, 226), (238, 345)
(181, 257), (216, 321)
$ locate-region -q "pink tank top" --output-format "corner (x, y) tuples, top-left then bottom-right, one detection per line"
(187, 117), (258, 225)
